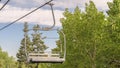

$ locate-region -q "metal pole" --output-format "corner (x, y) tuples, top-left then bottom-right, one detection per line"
(60, 40), (62, 53)
(42, 3), (56, 31)
(49, 3), (55, 29)
(24, 31), (28, 62)
(60, 30), (66, 59)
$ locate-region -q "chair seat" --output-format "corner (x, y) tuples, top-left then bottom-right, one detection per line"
(27, 53), (65, 63)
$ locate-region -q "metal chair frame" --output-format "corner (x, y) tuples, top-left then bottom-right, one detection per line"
(24, 2), (66, 63)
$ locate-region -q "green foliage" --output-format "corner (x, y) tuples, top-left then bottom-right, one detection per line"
(16, 22), (32, 63)
(51, 0), (120, 68)
(32, 24), (48, 52)
(106, 0), (120, 67)
(107, 0), (120, 44)
(52, 40), (61, 52)
(0, 47), (17, 68)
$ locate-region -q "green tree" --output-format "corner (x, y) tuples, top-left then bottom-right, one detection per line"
(51, 6), (84, 68)
(16, 22), (32, 68)
(52, 40), (61, 52)
(17, 23), (49, 68)
(32, 24), (48, 53)
(0, 47), (17, 68)
(81, 1), (108, 68)
(107, 0), (120, 44)
(105, 0), (120, 67)
(51, 1), (111, 68)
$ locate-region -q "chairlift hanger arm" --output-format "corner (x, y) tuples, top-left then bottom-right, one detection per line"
(47, 3), (55, 29)
(0, 0), (10, 11)
(34, 2), (56, 31)
(23, 2), (56, 32)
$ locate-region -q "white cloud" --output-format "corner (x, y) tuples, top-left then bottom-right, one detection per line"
(53, 0), (81, 9)
(3, 0), (113, 11)
(7, 0), (52, 8)
(33, 0), (46, 4)
(90, 0), (113, 10)
(11, 0), (26, 5)
(0, 0), (114, 26)
(53, 0), (113, 11)
(0, 4), (64, 26)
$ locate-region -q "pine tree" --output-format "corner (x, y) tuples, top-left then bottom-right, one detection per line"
(32, 24), (48, 53)
(17, 23), (49, 68)
(16, 22), (32, 68)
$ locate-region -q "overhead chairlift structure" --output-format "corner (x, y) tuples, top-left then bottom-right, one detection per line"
(0, 0), (10, 11)
(24, 2), (66, 63)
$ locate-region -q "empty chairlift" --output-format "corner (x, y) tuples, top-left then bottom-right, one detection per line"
(25, 30), (66, 63)
(24, 2), (66, 63)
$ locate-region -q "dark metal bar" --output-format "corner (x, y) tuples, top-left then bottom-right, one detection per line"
(0, 0), (10, 11)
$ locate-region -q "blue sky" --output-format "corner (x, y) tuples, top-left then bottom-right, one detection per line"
(0, 0), (112, 58)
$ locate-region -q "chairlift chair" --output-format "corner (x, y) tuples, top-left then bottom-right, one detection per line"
(24, 2), (66, 63)
(26, 30), (66, 63)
